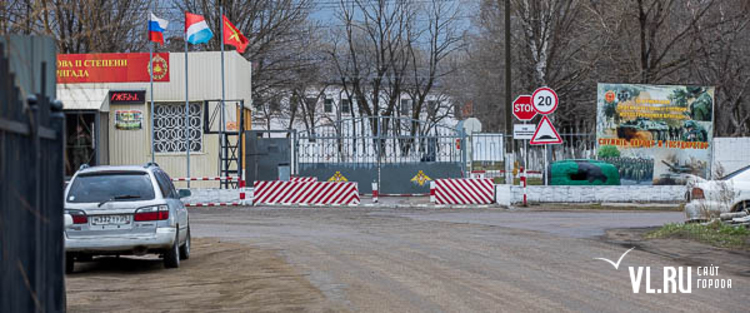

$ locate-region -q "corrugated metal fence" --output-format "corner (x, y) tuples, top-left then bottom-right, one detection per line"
(0, 41), (66, 312)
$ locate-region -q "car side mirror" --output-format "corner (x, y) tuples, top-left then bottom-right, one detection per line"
(178, 189), (192, 199)
(64, 214), (73, 228)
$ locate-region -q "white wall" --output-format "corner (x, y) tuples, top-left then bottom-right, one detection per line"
(496, 185), (686, 204)
(713, 137), (750, 176)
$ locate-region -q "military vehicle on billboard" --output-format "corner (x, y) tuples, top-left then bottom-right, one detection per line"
(655, 160), (695, 185)
(616, 117), (669, 141)
(549, 159), (620, 186)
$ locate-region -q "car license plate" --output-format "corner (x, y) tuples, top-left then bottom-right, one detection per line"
(91, 215), (131, 225)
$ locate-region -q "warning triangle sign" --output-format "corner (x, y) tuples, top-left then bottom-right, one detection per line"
(530, 116), (562, 145)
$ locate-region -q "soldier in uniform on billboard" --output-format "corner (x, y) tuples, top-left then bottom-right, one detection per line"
(687, 86), (712, 121)
(682, 120), (708, 142)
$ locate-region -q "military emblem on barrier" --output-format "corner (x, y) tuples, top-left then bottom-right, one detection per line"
(411, 170), (431, 186)
(328, 171), (348, 182)
(149, 54), (168, 80)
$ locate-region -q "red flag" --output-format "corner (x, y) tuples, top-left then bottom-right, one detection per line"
(222, 15), (249, 54)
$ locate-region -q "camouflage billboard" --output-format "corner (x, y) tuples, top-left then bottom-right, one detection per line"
(596, 83), (714, 185)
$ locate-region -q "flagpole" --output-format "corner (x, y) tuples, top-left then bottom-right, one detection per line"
(150, 40), (154, 164)
(220, 6), (226, 186)
(185, 30), (191, 188)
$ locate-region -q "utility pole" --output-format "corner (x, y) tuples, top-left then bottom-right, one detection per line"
(504, 0), (514, 181)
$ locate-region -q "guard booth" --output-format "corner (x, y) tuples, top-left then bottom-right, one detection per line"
(245, 130), (294, 182)
(56, 52), (254, 186)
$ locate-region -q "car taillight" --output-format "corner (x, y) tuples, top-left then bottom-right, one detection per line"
(691, 188), (705, 200)
(134, 205), (169, 221)
(65, 209), (88, 224)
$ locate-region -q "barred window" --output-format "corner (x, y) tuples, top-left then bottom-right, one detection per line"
(341, 99), (351, 114)
(154, 102), (202, 153)
(400, 99), (412, 115)
(324, 98), (333, 113)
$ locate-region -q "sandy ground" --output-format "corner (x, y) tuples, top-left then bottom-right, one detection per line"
(65, 238), (343, 312)
(66, 206), (750, 312)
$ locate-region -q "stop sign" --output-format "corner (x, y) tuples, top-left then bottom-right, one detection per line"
(512, 95), (536, 121)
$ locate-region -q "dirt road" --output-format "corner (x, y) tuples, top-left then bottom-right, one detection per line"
(66, 238), (341, 312)
(67, 207), (750, 312)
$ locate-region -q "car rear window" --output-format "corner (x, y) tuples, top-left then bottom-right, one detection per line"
(67, 172), (155, 203)
(721, 165), (750, 181)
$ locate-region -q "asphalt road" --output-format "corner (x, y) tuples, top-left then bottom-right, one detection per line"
(187, 207), (749, 312)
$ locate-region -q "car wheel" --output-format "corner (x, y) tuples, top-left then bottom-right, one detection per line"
(65, 253), (75, 274)
(179, 226), (191, 260)
(163, 229), (180, 269)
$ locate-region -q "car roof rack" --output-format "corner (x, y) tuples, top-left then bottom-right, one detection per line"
(144, 162), (160, 168)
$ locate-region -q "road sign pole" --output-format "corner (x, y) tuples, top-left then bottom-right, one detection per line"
(542, 145), (552, 186)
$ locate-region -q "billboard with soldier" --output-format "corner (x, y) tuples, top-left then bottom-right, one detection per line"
(596, 83), (714, 185)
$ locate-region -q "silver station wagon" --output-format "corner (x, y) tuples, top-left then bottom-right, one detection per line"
(64, 163), (191, 273)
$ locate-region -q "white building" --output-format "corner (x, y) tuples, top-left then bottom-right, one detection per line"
(253, 86), (459, 134)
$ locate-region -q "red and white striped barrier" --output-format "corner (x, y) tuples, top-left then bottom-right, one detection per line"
(432, 178), (495, 204)
(172, 176), (239, 182)
(253, 181), (360, 205)
(290, 176), (317, 182)
(184, 202), (242, 207)
(430, 182), (436, 203)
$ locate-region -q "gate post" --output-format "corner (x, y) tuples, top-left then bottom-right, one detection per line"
(460, 130), (467, 177)
(430, 181), (436, 203)
(376, 115), (382, 192)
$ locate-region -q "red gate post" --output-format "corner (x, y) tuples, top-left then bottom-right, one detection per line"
(239, 179), (246, 205)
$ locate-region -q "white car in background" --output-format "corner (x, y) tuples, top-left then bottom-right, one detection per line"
(684, 165), (750, 221)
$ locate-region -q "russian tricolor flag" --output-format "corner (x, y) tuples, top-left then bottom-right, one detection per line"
(148, 12), (168, 45)
(185, 12), (213, 45)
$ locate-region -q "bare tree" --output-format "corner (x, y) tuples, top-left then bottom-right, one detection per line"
(687, 0), (750, 136)
(174, 0), (318, 115)
(327, 0), (417, 135)
(406, 0), (464, 129)
(1, 0), (152, 53)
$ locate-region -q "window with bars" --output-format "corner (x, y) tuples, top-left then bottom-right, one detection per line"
(154, 102), (202, 153)
(341, 99), (351, 114)
(400, 99), (412, 115)
(324, 98), (333, 113)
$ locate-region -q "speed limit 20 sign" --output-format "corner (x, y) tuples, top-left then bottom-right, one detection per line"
(531, 87), (558, 115)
